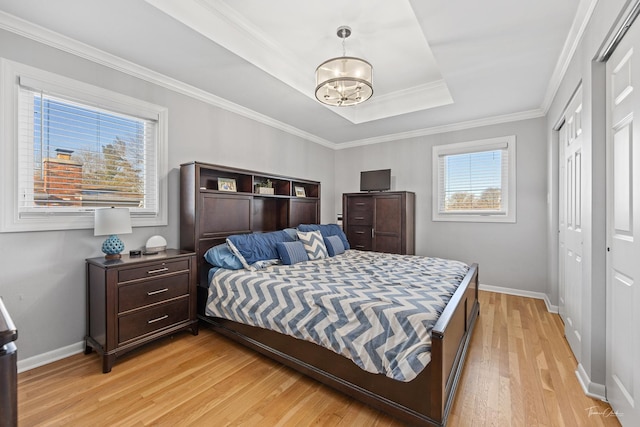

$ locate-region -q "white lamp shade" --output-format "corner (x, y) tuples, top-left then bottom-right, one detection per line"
(94, 207), (132, 236)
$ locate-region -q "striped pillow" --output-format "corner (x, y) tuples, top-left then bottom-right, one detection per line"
(324, 235), (345, 257)
(296, 230), (328, 260)
(276, 241), (309, 265)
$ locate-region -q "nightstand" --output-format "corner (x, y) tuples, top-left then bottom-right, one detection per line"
(85, 249), (198, 373)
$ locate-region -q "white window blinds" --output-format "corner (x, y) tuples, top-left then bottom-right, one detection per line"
(1, 59), (168, 232)
(17, 78), (158, 217)
(432, 136), (516, 223)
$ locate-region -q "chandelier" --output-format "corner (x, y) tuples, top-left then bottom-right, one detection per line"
(315, 26), (373, 107)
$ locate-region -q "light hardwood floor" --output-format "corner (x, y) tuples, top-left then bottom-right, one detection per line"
(18, 291), (621, 426)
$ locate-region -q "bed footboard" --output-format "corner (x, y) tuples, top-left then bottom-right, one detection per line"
(430, 263), (479, 422)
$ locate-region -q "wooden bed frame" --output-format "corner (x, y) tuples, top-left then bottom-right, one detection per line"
(180, 162), (479, 426)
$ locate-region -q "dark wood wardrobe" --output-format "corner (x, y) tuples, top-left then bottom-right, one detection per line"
(342, 191), (415, 255)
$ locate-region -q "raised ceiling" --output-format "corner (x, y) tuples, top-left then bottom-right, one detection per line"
(0, 0), (592, 147)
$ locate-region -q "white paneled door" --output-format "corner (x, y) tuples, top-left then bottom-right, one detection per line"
(558, 87), (583, 361)
(606, 17), (640, 425)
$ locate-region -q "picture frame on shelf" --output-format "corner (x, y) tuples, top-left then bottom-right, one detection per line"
(295, 186), (306, 197)
(218, 177), (237, 192)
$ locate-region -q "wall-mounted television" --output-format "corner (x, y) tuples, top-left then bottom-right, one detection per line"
(360, 169), (391, 192)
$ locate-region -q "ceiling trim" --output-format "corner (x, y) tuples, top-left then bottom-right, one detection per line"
(145, 0), (455, 125)
(334, 109), (545, 150)
(0, 10), (335, 149)
(333, 79), (454, 124)
(0, 8), (570, 151)
(541, 0), (599, 114)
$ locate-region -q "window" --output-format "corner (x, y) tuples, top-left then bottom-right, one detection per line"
(1, 59), (167, 232)
(432, 136), (516, 223)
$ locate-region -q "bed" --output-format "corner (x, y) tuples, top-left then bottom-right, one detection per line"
(180, 163), (479, 426)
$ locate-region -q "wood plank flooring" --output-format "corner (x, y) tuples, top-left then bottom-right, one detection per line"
(17, 291), (621, 426)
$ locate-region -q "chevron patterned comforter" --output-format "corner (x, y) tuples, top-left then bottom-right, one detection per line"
(205, 250), (469, 382)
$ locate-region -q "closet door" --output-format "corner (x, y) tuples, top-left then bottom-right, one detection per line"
(558, 87), (583, 361)
(606, 15), (640, 424)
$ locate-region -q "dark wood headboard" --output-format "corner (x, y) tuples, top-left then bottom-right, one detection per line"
(179, 162), (321, 290)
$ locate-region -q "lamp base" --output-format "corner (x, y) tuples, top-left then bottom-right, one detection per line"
(102, 234), (125, 259)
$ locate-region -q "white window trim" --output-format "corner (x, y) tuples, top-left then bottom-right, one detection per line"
(0, 58), (168, 232)
(432, 135), (516, 223)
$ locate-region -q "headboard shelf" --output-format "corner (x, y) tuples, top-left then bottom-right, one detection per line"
(180, 161), (321, 287)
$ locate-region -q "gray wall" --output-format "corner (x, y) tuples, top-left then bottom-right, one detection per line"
(335, 118), (548, 292)
(0, 29), (335, 362)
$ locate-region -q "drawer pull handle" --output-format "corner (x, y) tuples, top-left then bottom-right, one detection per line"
(147, 267), (169, 275)
(355, 203), (365, 206)
(147, 288), (169, 296)
(355, 245), (365, 249)
(148, 315), (169, 324)
(355, 231), (365, 234)
(354, 216), (364, 220)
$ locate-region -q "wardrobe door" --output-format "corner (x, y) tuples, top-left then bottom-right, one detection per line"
(373, 194), (403, 254)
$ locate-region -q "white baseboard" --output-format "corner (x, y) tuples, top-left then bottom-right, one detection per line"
(479, 284), (559, 313)
(17, 341), (84, 373)
(543, 294), (559, 314)
(576, 363), (607, 401)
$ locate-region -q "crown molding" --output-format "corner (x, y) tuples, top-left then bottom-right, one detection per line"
(146, 0), (454, 125)
(333, 79), (454, 124)
(335, 109), (545, 150)
(0, 9), (551, 152)
(0, 10), (335, 149)
(541, 0), (599, 113)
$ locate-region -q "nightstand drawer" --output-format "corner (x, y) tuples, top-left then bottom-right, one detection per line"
(118, 259), (189, 283)
(118, 273), (189, 313)
(118, 298), (189, 343)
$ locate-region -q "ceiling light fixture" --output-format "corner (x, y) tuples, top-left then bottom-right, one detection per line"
(315, 26), (373, 107)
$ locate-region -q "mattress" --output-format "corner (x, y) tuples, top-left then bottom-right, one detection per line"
(205, 250), (469, 381)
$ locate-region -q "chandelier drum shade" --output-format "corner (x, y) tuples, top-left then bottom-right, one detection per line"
(315, 26), (373, 107)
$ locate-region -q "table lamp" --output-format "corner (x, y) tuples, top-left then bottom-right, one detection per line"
(94, 207), (132, 259)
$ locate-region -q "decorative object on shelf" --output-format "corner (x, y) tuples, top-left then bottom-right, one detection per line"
(94, 207), (132, 259)
(255, 179), (274, 195)
(145, 235), (167, 254)
(295, 186), (306, 197)
(218, 177), (237, 192)
(315, 26), (373, 107)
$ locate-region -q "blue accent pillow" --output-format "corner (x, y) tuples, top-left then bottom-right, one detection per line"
(204, 243), (244, 270)
(282, 228), (299, 241)
(324, 235), (345, 257)
(297, 230), (329, 260)
(298, 224), (350, 250)
(227, 230), (295, 270)
(276, 241), (309, 265)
